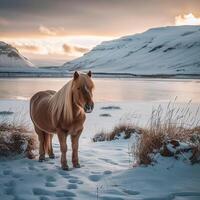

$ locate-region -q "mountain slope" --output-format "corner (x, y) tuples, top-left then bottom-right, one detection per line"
(0, 41), (34, 69)
(63, 26), (200, 75)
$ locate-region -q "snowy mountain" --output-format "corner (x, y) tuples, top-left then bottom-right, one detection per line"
(63, 26), (200, 75)
(0, 41), (34, 69)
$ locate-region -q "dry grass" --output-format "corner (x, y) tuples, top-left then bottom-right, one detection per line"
(93, 100), (200, 165)
(134, 100), (200, 165)
(0, 119), (37, 159)
(92, 124), (142, 142)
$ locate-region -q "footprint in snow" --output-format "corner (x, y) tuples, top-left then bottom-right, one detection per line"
(67, 184), (78, 189)
(46, 175), (56, 182)
(91, 171), (101, 174)
(45, 182), (56, 187)
(100, 196), (124, 200)
(55, 190), (76, 197)
(58, 170), (71, 179)
(122, 189), (140, 195)
(40, 196), (50, 200)
(88, 174), (102, 182)
(88, 171), (112, 182)
(171, 192), (200, 198)
(68, 175), (78, 179)
(4, 187), (16, 196)
(104, 170), (112, 175)
(28, 165), (36, 171)
(13, 195), (27, 200)
(4, 180), (16, 187)
(37, 173), (44, 177)
(33, 188), (53, 196)
(58, 170), (69, 176)
(3, 169), (12, 175)
(68, 179), (83, 184)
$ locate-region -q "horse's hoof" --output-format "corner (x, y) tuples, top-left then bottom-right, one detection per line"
(49, 154), (55, 159)
(38, 158), (45, 162)
(73, 163), (81, 168)
(38, 156), (45, 162)
(62, 165), (69, 171)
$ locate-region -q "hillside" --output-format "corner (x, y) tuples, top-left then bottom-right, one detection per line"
(63, 26), (200, 75)
(0, 41), (34, 70)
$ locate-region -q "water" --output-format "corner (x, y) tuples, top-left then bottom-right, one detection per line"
(0, 78), (199, 103)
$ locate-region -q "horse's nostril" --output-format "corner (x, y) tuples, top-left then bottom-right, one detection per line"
(84, 103), (94, 113)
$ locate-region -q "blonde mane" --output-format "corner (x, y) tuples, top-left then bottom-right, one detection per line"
(49, 80), (73, 126)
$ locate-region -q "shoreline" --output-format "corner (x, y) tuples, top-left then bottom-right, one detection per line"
(0, 71), (200, 79)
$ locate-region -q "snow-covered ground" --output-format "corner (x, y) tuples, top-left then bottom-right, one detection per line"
(0, 99), (200, 200)
(63, 25), (200, 75)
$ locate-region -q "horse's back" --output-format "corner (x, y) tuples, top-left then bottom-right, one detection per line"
(31, 90), (55, 101)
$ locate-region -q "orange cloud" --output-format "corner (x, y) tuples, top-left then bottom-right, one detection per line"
(39, 25), (67, 36)
(39, 25), (57, 36)
(62, 43), (89, 54)
(175, 13), (200, 25)
(62, 44), (72, 53)
(12, 43), (41, 53)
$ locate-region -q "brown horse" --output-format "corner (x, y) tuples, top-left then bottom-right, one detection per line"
(30, 71), (94, 170)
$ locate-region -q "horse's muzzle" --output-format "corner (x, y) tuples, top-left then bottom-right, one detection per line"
(84, 103), (94, 113)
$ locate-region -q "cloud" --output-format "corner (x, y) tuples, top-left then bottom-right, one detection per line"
(175, 13), (200, 25)
(74, 46), (89, 53)
(39, 25), (57, 36)
(62, 44), (72, 53)
(62, 43), (89, 54)
(39, 25), (67, 36)
(13, 43), (40, 53)
(1, 0), (199, 37)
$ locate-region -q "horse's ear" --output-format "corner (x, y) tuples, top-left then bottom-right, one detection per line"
(87, 70), (92, 77)
(73, 71), (79, 80)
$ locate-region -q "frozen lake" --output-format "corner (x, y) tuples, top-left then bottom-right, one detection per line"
(0, 78), (199, 103)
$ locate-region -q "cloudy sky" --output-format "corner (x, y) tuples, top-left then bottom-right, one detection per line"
(0, 0), (200, 66)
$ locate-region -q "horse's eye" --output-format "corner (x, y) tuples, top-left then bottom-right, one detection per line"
(77, 87), (80, 90)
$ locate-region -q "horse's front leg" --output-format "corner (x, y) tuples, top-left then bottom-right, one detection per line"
(71, 129), (82, 168)
(57, 131), (68, 170)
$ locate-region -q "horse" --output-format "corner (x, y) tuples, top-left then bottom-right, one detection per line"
(30, 71), (94, 170)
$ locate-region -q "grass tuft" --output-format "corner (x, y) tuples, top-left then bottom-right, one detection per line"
(0, 120), (37, 159)
(92, 124), (142, 142)
(134, 100), (200, 165)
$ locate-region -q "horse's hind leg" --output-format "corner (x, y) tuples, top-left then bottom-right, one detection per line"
(35, 127), (46, 162)
(47, 134), (55, 159)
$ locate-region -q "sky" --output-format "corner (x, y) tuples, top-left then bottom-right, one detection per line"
(0, 0), (200, 66)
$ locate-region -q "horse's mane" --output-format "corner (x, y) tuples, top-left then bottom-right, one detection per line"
(49, 80), (73, 125)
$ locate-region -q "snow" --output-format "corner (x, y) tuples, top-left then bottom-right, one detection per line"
(0, 41), (34, 69)
(0, 99), (200, 200)
(63, 25), (200, 75)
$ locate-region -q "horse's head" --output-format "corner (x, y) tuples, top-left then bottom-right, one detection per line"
(72, 71), (94, 113)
